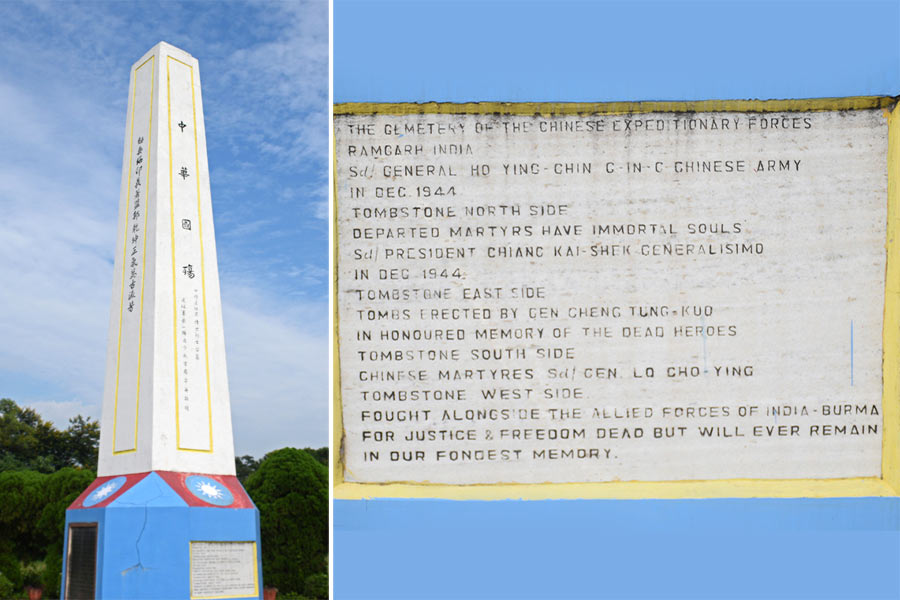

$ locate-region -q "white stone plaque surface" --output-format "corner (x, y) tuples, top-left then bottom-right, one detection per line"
(190, 542), (258, 599)
(335, 107), (889, 485)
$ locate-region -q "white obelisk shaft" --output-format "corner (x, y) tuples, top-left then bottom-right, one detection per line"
(97, 42), (235, 476)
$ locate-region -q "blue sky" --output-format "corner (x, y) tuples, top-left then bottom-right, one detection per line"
(335, 0), (900, 102)
(0, 0), (328, 457)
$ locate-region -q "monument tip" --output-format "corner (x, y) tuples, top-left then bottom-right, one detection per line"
(148, 40), (195, 59)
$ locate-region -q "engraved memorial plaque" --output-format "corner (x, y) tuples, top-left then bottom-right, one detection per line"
(334, 100), (899, 493)
(190, 541), (258, 599)
(65, 524), (97, 600)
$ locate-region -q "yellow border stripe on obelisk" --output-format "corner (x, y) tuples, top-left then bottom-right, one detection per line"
(168, 55), (214, 453)
(112, 54), (154, 455)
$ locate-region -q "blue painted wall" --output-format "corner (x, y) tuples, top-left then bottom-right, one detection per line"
(333, 1), (900, 598)
(64, 473), (263, 599)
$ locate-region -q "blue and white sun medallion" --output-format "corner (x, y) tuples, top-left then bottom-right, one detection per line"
(83, 476), (127, 507)
(185, 475), (234, 506)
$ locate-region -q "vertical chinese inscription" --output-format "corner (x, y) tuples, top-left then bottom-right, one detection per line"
(335, 107), (889, 485)
(112, 56), (154, 454)
(167, 56), (212, 452)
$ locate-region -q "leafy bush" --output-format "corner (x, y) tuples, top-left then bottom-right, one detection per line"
(21, 561), (44, 589)
(245, 448), (327, 595)
(37, 469), (95, 540)
(0, 468), (94, 565)
(0, 470), (46, 560)
(0, 400), (97, 598)
(304, 572), (328, 599)
(0, 572), (14, 599)
(42, 543), (63, 599)
(0, 551), (22, 591)
(0, 466), (93, 599)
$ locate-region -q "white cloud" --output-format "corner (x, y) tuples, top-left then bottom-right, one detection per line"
(0, 74), (119, 411)
(313, 200), (329, 220)
(213, 0), (329, 170)
(26, 400), (98, 430)
(223, 286), (328, 454)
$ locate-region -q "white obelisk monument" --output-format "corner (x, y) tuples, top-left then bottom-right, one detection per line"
(62, 42), (262, 600)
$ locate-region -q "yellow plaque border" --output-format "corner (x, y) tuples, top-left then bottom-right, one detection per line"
(333, 96), (900, 500)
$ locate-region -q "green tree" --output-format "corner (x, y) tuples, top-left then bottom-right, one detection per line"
(0, 398), (47, 470)
(0, 549), (22, 594)
(302, 447), (328, 467)
(304, 572), (328, 599)
(0, 571), (14, 599)
(0, 400), (98, 598)
(0, 399), (99, 472)
(0, 468), (93, 560)
(245, 448), (328, 595)
(235, 454), (261, 484)
(64, 415), (100, 470)
(0, 469), (50, 560)
(38, 468), (94, 598)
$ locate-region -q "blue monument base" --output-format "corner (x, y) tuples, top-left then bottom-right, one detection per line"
(62, 471), (263, 600)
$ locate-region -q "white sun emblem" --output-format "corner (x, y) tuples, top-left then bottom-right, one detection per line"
(195, 480), (224, 499)
(92, 482), (117, 500)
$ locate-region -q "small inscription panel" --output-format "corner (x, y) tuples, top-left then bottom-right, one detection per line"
(190, 542), (258, 599)
(335, 107), (889, 485)
(66, 524), (97, 600)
